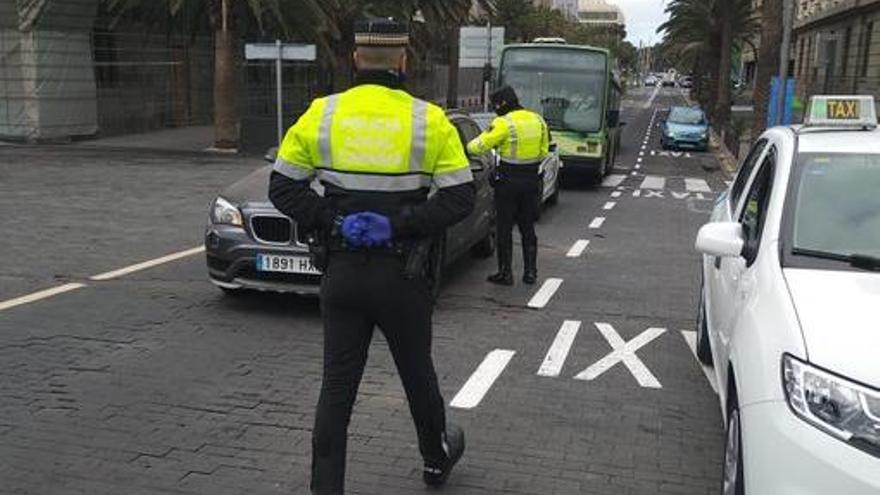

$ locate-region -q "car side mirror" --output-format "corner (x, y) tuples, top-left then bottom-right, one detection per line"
(549, 143), (558, 153)
(264, 146), (278, 163)
(695, 222), (745, 258)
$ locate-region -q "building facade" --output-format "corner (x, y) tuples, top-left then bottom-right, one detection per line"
(793, 0), (880, 102)
(576, 0), (626, 40)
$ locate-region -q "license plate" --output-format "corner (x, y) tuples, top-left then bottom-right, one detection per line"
(256, 254), (321, 275)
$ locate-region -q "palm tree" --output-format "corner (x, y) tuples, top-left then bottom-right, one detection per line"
(658, 0), (758, 127)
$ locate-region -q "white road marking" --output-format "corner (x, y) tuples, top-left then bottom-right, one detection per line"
(603, 201), (616, 210)
(724, 180), (733, 187)
(574, 323), (667, 388)
(639, 175), (666, 189)
(528, 278), (564, 309)
(0, 283), (87, 312)
(566, 240), (590, 258)
(450, 349), (516, 409)
(684, 178), (711, 193)
(644, 190), (665, 198)
(91, 246), (206, 281)
(601, 174), (626, 187)
(537, 320), (582, 377)
(634, 164), (641, 170)
(632, 189), (642, 197)
(643, 85), (661, 108)
(630, 171), (638, 176)
(610, 191), (622, 198)
(637, 157), (643, 163)
(589, 217), (605, 229)
(639, 151), (645, 157)
(681, 331), (719, 394)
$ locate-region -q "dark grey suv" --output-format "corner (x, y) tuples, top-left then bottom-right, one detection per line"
(204, 111), (496, 296)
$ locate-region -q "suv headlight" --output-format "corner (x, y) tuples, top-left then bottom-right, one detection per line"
(211, 196), (243, 227)
(783, 354), (880, 456)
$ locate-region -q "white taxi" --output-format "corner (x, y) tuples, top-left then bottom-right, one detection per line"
(695, 95), (880, 494)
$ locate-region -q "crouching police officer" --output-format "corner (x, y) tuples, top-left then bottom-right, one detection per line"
(268, 18), (473, 495)
(467, 86), (550, 285)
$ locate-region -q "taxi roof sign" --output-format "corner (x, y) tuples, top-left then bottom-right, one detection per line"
(805, 95), (878, 129)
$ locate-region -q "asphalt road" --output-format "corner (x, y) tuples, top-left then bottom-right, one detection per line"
(0, 87), (728, 495)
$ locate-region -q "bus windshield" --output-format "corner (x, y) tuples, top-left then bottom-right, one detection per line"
(499, 48), (608, 133)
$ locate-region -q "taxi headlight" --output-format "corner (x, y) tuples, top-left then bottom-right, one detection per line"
(211, 196), (243, 227)
(783, 354), (880, 456)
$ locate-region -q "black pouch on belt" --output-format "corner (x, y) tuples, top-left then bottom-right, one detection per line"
(403, 238), (433, 280)
(307, 231), (329, 272)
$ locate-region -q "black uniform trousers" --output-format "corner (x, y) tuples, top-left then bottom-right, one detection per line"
(311, 252), (447, 495)
(495, 164), (542, 254)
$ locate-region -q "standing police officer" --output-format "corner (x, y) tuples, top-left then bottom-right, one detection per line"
(268, 19), (473, 495)
(467, 86), (550, 286)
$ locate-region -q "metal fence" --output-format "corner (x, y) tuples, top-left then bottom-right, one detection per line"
(92, 31), (215, 137)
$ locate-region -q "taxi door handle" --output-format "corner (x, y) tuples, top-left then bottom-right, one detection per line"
(714, 257), (722, 270)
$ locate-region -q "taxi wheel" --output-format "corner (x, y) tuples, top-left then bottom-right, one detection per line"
(722, 388), (745, 495)
(697, 295), (714, 365)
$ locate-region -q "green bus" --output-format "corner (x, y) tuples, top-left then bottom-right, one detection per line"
(497, 43), (623, 183)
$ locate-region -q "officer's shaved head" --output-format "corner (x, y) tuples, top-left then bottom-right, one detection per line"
(354, 46), (407, 71)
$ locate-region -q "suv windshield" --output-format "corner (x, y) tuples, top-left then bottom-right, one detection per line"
(789, 153), (880, 259)
(668, 107), (705, 125)
(499, 48), (608, 133)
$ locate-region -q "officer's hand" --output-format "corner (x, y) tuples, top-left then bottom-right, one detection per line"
(357, 212), (393, 247)
(341, 214), (369, 247)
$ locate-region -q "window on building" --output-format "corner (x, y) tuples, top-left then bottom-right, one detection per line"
(861, 22), (874, 78)
(798, 38), (806, 76)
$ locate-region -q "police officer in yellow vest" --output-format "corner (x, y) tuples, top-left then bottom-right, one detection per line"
(467, 86), (550, 285)
(268, 18), (471, 495)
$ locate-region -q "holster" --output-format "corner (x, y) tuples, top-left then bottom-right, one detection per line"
(403, 238), (433, 280)
(306, 231), (330, 272)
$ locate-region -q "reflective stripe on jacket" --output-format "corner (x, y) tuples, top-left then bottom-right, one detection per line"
(272, 84), (472, 192)
(466, 109), (550, 164)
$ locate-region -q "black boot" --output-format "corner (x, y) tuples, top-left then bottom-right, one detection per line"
(423, 425), (465, 487)
(487, 238), (514, 285)
(522, 241), (537, 285)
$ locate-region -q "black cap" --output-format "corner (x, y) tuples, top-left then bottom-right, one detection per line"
(354, 17), (409, 47)
(491, 85), (520, 107)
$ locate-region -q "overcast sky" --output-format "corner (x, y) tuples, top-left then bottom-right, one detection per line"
(612, 0), (669, 46)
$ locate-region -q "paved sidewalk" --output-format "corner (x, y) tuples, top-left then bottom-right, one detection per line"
(73, 126), (220, 154)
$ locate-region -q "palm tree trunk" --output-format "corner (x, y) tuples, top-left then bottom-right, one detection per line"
(753, 0), (782, 135)
(213, 0), (239, 149)
(715, 0), (733, 134)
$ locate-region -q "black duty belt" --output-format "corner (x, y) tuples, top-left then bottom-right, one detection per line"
(498, 161), (541, 175)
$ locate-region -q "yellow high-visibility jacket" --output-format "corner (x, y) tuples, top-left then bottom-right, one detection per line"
(273, 84), (473, 192)
(467, 109), (550, 164)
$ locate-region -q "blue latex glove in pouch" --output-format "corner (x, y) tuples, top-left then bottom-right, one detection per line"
(341, 212), (392, 248)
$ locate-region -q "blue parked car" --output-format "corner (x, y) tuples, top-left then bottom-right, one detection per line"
(661, 106), (709, 151)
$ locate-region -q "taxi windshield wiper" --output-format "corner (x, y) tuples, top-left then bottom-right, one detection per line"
(792, 247), (880, 271)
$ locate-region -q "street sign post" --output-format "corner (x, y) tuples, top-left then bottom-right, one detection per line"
(245, 42), (317, 146)
(460, 26), (505, 111)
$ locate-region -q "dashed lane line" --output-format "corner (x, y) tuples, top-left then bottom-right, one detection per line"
(450, 349), (516, 409)
(566, 240), (590, 258)
(537, 320), (581, 377)
(610, 191), (622, 198)
(527, 278), (564, 309)
(685, 178), (712, 193)
(589, 217), (606, 229)
(640, 175), (666, 189)
(0, 283), (87, 312)
(601, 174), (627, 187)
(603, 201), (616, 211)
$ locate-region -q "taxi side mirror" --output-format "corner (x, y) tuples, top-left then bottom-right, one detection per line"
(695, 222), (744, 258)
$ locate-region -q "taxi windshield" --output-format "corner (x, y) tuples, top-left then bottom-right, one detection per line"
(790, 153), (880, 259)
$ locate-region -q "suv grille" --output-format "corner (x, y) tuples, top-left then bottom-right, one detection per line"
(251, 216), (292, 244)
